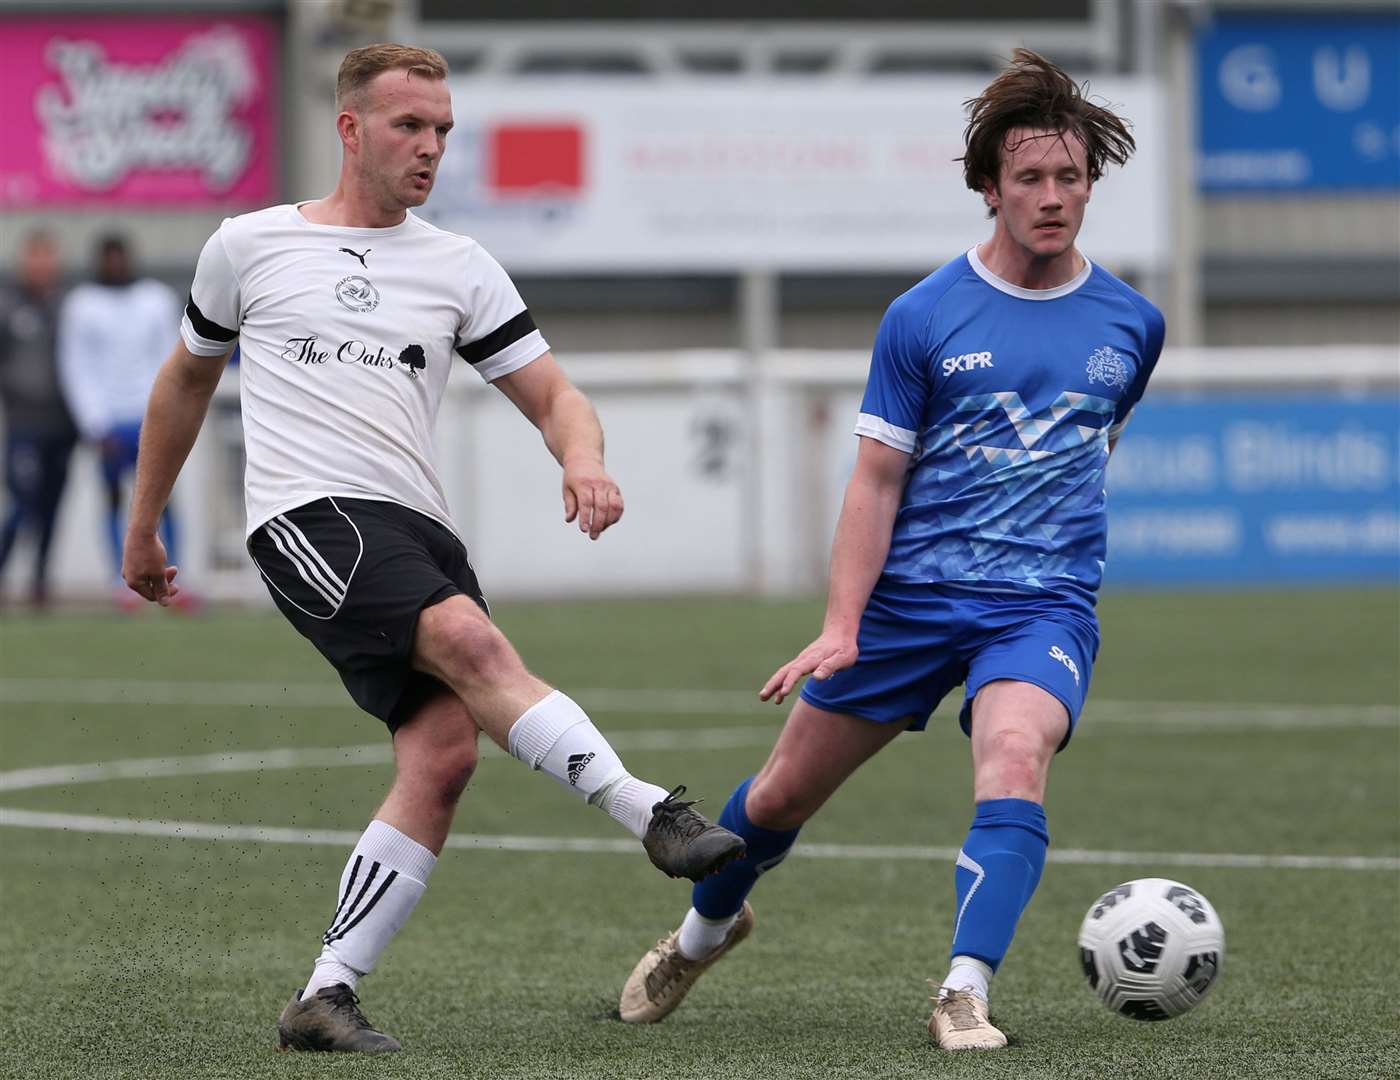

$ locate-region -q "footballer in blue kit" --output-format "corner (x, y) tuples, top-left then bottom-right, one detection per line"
(619, 49), (1163, 1051)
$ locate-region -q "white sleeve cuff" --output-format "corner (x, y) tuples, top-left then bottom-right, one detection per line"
(476, 331), (548, 382)
(854, 412), (917, 453)
(180, 316), (236, 356)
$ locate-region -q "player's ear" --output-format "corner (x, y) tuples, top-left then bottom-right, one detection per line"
(983, 179), (1001, 212)
(337, 109), (360, 151)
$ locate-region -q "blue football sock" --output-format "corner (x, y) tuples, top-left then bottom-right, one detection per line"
(691, 776), (801, 919)
(949, 798), (1049, 972)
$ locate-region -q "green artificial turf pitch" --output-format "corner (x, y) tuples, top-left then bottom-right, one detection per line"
(1, 589), (1397, 1079)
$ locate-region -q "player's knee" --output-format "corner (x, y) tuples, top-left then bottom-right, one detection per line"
(413, 736), (478, 805)
(433, 740), (478, 803)
(745, 775), (816, 831)
(428, 613), (521, 688)
(980, 729), (1051, 797)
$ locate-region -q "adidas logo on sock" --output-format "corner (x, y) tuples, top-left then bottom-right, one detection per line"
(566, 752), (595, 785)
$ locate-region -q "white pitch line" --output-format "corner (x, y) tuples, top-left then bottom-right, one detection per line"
(0, 728), (780, 794)
(1, 807), (1394, 873)
(0, 677), (1394, 730)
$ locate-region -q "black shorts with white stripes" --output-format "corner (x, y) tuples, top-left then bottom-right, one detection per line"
(247, 497), (487, 729)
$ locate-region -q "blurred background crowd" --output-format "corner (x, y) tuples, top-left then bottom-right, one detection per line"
(1, 0), (1397, 608)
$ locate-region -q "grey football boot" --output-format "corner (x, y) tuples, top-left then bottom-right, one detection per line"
(642, 786), (747, 882)
(277, 984), (402, 1053)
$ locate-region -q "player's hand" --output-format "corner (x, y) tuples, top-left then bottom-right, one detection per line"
(562, 459), (624, 540)
(759, 631), (858, 705)
(122, 530), (180, 607)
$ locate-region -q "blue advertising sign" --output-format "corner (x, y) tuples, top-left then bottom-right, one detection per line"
(1197, 13), (1400, 191)
(1105, 395), (1400, 584)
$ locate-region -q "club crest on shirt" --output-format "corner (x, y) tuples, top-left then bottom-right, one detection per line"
(1086, 346), (1129, 390)
(398, 344), (426, 378)
(334, 275), (381, 313)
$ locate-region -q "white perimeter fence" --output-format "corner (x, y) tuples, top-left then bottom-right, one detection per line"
(8, 346), (1398, 602)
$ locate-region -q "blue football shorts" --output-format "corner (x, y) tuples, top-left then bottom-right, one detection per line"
(799, 580), (1099, 749)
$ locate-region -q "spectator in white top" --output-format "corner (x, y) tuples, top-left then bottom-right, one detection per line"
(58, 235), (182, 602)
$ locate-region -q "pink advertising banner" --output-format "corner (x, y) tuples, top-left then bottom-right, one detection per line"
(0, 15), (279, 207)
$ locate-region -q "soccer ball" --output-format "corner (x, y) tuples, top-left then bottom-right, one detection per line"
(1077, 877), (1224, 1021)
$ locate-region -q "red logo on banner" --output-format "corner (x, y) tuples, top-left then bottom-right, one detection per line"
(487, 124), (584, 196)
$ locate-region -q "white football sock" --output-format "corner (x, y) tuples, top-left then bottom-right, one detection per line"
(304, 946), (361, 997)
(677, 907), (738, 961)
(302, 819), (437, 995)
(507, 690), (669, 839)
(942, 955), (994, 1001)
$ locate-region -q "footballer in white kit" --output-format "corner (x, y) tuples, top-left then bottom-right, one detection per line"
(123, 43), (744, 1055)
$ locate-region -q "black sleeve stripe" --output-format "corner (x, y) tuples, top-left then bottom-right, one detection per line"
(455, 309), (538, 366)
(185, 295), (237, 342)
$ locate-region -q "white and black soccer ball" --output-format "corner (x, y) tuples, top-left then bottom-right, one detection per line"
(1077, 877), (1224, 1021)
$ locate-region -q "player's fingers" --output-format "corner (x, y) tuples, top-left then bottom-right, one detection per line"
(586, 484), (606, 539)
(598, 486), (623, 533)
(563, 486), (578, 523)
(759, 665), (791, 701)
(778, 658), (818, 700)
(577, 485), (596, 536)
(812, 649), (851, 681)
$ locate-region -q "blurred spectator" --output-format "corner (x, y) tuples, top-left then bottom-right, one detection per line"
(0, 230), (78, 609)
(58, 234), (183, 608)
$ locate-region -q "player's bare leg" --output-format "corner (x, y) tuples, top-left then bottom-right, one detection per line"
(413, 594), (744, 879)
(281, 691), (479, 1053)
(930, 680), (1067, 1051)
(620, 701), (907, 1022)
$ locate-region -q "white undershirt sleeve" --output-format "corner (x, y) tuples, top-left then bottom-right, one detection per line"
(181, 226), (241, 356)
(454, 244), (548, 382)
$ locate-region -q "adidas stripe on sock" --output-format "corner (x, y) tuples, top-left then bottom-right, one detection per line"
(507, 690), (669, 839)
(303, 819), (436, 994)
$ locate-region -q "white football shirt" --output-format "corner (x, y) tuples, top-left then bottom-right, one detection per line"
(180, 204), (547, 537)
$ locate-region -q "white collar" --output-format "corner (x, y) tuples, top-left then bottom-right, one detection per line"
(966, 244), (1093, 300)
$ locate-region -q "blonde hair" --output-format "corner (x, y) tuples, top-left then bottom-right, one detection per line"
(335, 43), (449, 109)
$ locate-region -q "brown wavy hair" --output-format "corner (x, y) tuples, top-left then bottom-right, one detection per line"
(961, 49), (1135, 216)
(336, 43), (449, 110)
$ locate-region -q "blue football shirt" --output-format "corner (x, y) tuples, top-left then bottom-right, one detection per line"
(856, 247), (1165, 605)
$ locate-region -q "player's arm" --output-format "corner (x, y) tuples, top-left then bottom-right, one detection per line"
(492, 351), (624, 540)
(760, 435), (910, 704)
(1107, 302), (1167, 457)
(122, 339), (231, 604)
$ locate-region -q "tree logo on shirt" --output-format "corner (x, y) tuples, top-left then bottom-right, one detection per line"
(334, 275), (381, 313)
(1086, 346), (1129, 390)
(397, 344), (426, 378)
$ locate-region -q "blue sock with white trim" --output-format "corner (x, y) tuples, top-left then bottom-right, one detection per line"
(948, 798), (1049, 978)
(691, 777), (801, 919)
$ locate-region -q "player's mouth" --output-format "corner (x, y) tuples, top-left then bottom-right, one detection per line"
(410, 169), (433, 189)
(1035, 220), (1066, 234)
